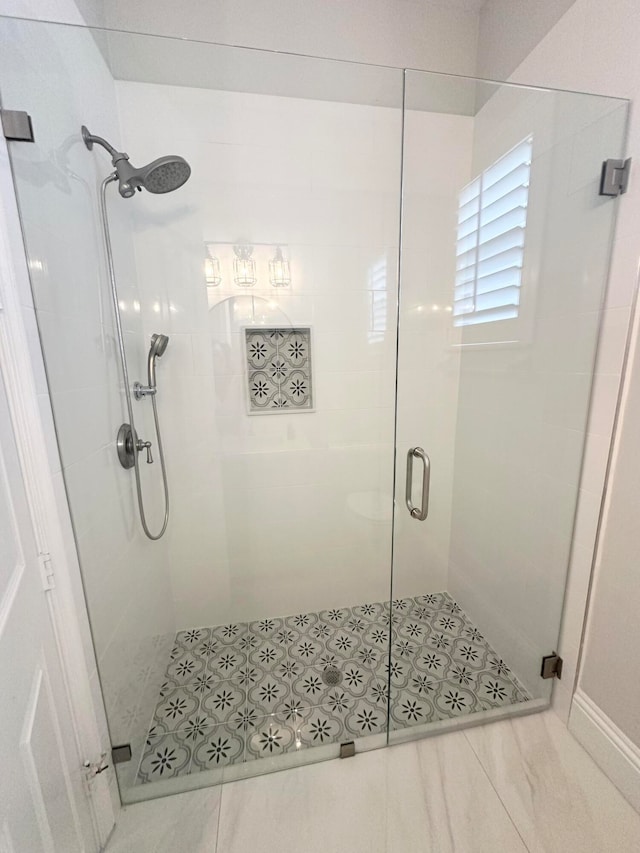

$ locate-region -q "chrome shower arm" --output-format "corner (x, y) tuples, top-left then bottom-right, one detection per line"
(82, 125), (124, 161)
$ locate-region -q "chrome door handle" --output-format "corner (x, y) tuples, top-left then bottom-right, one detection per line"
(405, 447), (430, 521)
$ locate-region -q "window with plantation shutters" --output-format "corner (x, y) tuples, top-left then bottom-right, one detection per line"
(454, 136), (532, 329)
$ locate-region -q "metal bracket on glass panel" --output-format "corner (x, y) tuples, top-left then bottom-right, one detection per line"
(1, 110), (34, 142)
(540, 652), (563, 680)
(405, 447), (430, 521)
(600, 158), (631, 196)
(339, 741), (356, 759)
(111, 744), (132, 764)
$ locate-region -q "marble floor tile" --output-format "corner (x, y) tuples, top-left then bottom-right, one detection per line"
(107, 711), (640, 853)
(464, 711), (640, 852)
(215, 746), (390, 853)
(383, 731), (528, 853)
(105, 786), (221, 853)
(212, 726), (527, 853)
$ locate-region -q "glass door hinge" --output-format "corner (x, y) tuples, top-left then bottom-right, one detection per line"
(600, 158), (631, 196)
(38, 553), (54, 591)
(83, 752), (109, 779)
(540, 652), (563, 680)
(339, 741), (356, 758)
(1, 109), (34, 142)
(111, 744), (132, 764)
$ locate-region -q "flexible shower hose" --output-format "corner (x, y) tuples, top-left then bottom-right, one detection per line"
(98, 174), (169, 540)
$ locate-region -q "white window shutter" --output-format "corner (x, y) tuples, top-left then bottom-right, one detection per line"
(454, 136), (532, 327)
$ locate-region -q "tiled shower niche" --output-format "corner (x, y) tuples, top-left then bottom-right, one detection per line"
(245, 327), (313, 412)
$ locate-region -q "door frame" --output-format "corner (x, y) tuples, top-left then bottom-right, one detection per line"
(0, 133), (116, 848)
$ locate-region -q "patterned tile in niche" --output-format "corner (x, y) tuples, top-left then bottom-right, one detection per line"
(245, 327), (313, 412)
(246, 330), (276, 369)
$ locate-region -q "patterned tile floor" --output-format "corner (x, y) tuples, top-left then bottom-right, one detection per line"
(136, 592), (530, 785)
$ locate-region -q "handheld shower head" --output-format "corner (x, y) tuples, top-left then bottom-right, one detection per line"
(148, 333), (169, 389)
(82, 126), (191, 198)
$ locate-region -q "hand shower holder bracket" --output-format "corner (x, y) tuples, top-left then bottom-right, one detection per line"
(133, 381), (156, 400)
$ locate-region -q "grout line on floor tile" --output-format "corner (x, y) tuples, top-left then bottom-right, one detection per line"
(462, 722), (533, 853)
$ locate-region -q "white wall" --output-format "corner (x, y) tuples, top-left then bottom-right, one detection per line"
(0, 16), (176, 789)
(581, 312), (640, 746)
(476, 0), (640, 755)
(477, 0), (577, 82)
(102, 0), (479, 77)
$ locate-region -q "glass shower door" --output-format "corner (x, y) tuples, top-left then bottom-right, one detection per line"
(388, 70), (628, 741)
(1, 12), (630, 802)
(0, 16), (403, 802)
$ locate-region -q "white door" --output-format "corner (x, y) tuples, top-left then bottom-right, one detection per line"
(0, 368), (99, 853)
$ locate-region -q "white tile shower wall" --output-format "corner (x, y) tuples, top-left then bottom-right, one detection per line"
(446, 84), (627, 698)
(114, 83), (469, 629)
(485, 0), (640, 743)
(0, 18), (176, 756)
(114, 82), (406, 627)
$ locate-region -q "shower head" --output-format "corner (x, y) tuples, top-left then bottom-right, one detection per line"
(116, 155), (191, 198)
(81, 126), (191, 198)
(151, 333), (169, 359)
(148, 333), (169, 389)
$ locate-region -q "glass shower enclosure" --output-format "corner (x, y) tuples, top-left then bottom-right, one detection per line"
(0, 15), (628, 802)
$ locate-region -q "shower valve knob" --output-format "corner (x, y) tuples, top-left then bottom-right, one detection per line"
(136, 438), (153, 464)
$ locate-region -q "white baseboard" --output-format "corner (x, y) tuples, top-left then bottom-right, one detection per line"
(570, 689), (640, 813)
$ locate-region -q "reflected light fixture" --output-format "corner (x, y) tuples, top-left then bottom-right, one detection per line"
(269, 246), (291, 288)
(204, 245), (222, 287)
(233, 244), (257, 287)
